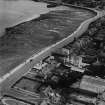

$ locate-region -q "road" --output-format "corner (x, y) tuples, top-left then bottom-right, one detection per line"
(0, 2), (95, 78)
(0, 1), (100, 102)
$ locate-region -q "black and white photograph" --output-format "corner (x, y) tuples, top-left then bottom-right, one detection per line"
(0, 0), (105, 105)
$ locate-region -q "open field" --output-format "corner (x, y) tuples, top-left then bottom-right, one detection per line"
(0, 1), (95, 78)
(0, 0), (94, 77)
(3, 15), (105, 105)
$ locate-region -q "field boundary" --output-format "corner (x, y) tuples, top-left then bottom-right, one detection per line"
(0, 3), (104, 96)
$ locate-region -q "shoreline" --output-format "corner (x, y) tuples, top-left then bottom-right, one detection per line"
(0, 2), (102, 95)
(0, 0), (70, 37)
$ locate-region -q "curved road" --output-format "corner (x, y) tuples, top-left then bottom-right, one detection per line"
(0, 1), (95, 78)
(0, 1), (102, 103)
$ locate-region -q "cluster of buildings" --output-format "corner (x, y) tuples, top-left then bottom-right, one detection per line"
(1, 1), (105, 105)
(2, 16), (105, 104)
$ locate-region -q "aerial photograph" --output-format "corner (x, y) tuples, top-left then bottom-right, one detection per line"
(0, 0), (105, 105)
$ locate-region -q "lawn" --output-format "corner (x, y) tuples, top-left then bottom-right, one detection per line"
(0, 1), (95, 77)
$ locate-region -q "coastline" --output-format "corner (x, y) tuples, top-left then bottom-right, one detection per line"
(0, 2), (103, 95)
(1, 5), (100, 91)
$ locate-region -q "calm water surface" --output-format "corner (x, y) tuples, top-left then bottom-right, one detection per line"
(0, 0), (69, 36)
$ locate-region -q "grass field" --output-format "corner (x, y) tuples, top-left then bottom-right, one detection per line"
(0, 0), (95, 77)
